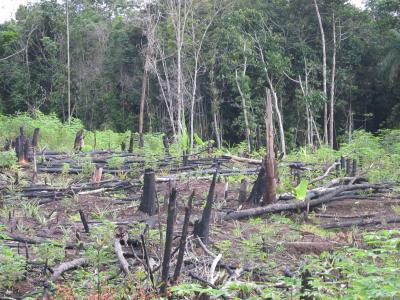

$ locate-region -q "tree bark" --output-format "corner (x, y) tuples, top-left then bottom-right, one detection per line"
(263, 88), (277, 205)
(173, 191), (194, 282)
(194, 167), (219, 244)
(139, 168), (156, 215)
(160, 188), (177, 294)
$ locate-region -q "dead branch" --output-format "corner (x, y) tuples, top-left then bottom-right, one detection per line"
(48, 258), (88, 282)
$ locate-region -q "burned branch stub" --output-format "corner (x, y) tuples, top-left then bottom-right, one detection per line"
(139, 168), (156, 215)
(263, 88), (277, 205)
(193, 165), (219, 244)
(160, 188), (177, 294)
(74, 129), (84, 151)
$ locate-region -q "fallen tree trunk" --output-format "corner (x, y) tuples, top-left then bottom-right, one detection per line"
(49, 258), (88, 282)
(321, 215), (400, 229)
(224, 183), (388, 220)
(2, 233), (79, 249)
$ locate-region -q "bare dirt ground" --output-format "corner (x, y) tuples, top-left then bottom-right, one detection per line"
(2, 173), (399, 298)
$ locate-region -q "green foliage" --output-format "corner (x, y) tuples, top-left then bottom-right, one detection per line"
(291, 180), (309, 201)
(302, 230), (400, 299)
(0, 244), (26, 290)
(0, 151), (16, 168)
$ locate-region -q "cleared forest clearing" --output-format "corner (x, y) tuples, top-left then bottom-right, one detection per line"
(0, 126), (399, 299)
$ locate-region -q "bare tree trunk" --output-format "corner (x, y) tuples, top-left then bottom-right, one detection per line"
(139, 66), (148, 148)
(235, 68), (251, 154)
(256, 38), (286, 156)
(263, 89), (277, 205)
(313, 0), (328, 144)
(267, 75), (286, 156)
(329, 13), (337, 148)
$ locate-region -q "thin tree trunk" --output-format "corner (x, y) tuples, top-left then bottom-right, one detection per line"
(313, 0), (328, 144)
(266, 75), (286, 156)
(66, 0), (71, 125)
(329, 13), (337, 148)
(235, 69), (251, 154)
(139, 66), (148, 148)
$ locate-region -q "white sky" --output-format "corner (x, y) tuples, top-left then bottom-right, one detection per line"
(0, 0), (366, 24)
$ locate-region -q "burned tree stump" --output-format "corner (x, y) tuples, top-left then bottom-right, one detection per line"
(238, 178), (248, 204)
(160, 188), (177, 294)
(351, 159), (357, 177)
(346, 158), (352, 176)
(128, 132), (134, 153)
(74, 129), (84, 151)
(194, 166), (219, 244)
(31, 128), (40, 148)
(173, 191), (194, 282)
(92, 165), (103, 185)
(15, 127), (29, 163)
(340, 156), (346, 170)
(247, 167), (265, 204)
(139, 168), (156, 215)
(163, 134), (170, 156)
(182, 151), (188, 166)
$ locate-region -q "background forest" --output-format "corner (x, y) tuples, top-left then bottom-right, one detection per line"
(0, 0), (399, 152)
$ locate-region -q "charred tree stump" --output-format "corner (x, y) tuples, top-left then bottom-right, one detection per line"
(238, 178), (248, 204)
(182, 151), (188, 166)
(346, 158), (352, 176)
(74, 129), (84, 151)
(160, 188), (177, 294)
(23, 139), (30, 162)
(340, 156), (346, 170)
(92, 165), (103, 185)
(173, 191), (194, 283)
(163, 134), (170, 156)
(79, 210), (90, 233)
(263, 88), (277, 205)
(351, 159), (357, 177)
(194, 167), (219, 244)
(207, 141), (214, 157)
(128, 132), (134, 153)
(139, 133), (144, 149)
(15, 127), (27, 163)
(300, 269), (313, 300)
(247, 167), (265, 204)
(139, 168), (156, 215)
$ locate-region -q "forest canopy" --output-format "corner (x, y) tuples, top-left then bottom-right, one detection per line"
(0, 0), (399, 152)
